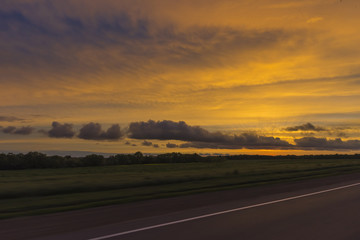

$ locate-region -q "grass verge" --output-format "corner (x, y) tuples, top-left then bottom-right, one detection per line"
(2, 158), (360, 219)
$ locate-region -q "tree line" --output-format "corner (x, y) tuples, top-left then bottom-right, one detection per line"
(0, 152), (224, 170)
(1, 152), (360, 170)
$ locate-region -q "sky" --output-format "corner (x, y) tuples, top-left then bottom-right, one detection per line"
(1, 0), (360, 155)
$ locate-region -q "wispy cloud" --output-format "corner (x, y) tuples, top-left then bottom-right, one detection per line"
(307, 17), (323, 24)
(267, 1), (321, 9)
(0, 116), (24, 122)
(0, 7), (303, 83)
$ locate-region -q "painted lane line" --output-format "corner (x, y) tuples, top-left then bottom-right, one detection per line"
(88, 182), (360, 240)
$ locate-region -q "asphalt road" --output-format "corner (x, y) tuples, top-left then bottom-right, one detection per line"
(2, 173), (360, 240)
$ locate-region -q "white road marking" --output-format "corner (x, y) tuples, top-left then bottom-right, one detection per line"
(88, 182), (360, 240)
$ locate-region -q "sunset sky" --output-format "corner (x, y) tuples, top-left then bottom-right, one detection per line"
(1, 0), (360, 155)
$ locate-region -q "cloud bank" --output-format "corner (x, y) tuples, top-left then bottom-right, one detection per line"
(129, 120), (291, 149)
(2, 119), (360, 151)
(128, 120), (360, 151)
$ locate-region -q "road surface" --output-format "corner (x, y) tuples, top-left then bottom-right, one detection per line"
(2, 173), (360, 240)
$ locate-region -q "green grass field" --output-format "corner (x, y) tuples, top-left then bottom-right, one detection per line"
(2, 158), (360, 219)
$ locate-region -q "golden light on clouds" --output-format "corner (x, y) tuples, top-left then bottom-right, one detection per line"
(1, 0), (360, 155)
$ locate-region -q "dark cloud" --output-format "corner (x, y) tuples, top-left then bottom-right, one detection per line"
(78, 122), (102, 140)
(233, 133), (291, 149)
(2, 125), (34, 135)
(129, 120), (291, 149)
(105, 124), (123, 140)
(166, 143), (178, 148)
(48, 121), (75, 138)
(295, 137), (360, 150)
(129, 120), (231, 143)
(3, 126), (16, 134)
(142, 140), (153, 146)
(0, 116), (24, 122)
(284, 122), (326, 132)
(14, 126), (34, 135)
(78, 122), (123, 140)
